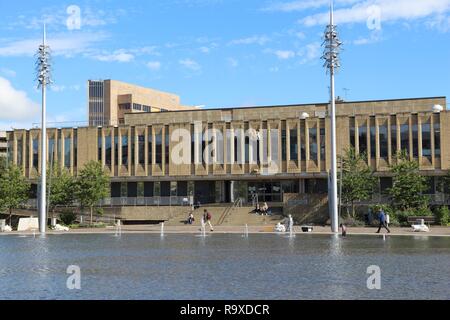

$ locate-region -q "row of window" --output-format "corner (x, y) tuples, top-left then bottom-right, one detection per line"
(97, 122), (327, 167)
(118, 103), (154, 113)
(9, 131), (78, 170)
(350, 115), (441, 160)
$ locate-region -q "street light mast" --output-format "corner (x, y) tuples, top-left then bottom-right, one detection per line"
(322, 1), (342, 233)
(36, 25), (52, 234)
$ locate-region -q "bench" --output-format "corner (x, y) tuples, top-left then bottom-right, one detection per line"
(407, 216), (435, 225)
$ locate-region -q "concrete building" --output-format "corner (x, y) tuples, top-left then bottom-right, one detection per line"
(6, 96), (449, 213)
(0, 131), (7, 159)
(88, 79), (197, 126)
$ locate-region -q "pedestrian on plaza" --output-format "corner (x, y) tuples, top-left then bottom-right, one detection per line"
(203, 209), (214, 232)
(376, 208), (391, 233)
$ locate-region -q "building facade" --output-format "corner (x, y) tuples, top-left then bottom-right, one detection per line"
(6, 96), (449, 205)
(88, 79), (197, 126)
(0, 131), (7, 159)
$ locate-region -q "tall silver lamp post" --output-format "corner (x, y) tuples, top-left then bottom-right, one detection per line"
(36, 25), (52, 234)
(322, 1), (342, 233)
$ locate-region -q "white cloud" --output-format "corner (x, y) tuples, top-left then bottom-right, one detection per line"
(179, 58), (201, 71)
(200, 46), (210, 53)
(50, 84), (81, 92)
(298, 42), (321, 64)
(299, 0), (450, 27)
(227, 57), (239, 67)
(92, 50), (135, 62)
(274, 50), (296, 59)
(0, 68), (16, 77)
(0, 77), (39, 122)
(0, 32), (108, 57)
(147, 61), (161, 71)
(229, 35), (270, 46)
(263, 0), (361, 12)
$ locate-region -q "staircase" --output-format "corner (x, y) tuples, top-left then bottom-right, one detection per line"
(164, 202), (283, 226)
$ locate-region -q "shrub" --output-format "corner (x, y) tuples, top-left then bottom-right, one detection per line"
(59, 211), (77, 226)
(434, 206), (449, 226)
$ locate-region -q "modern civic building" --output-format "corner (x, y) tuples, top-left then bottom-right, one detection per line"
(5, 95), (449, 207)
(0, 131), (7, 158)
(88, 80), (197, 126)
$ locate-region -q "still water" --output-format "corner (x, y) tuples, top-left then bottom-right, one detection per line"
(0, 233), (449, 300)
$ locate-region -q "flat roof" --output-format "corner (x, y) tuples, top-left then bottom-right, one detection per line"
(125, 96), (446, 115)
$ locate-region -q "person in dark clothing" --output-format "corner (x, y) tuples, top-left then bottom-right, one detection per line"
(376, 208), (391, 233)
(340, 223), (347, 237)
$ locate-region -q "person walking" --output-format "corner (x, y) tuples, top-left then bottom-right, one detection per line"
(376, 208), (391, 233)
(340, 223), (347, 237)
(203, 209), (214, 232)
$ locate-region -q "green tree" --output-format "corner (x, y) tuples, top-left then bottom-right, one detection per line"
(46, 163), (76, 218)
(339, 148), (377, 218)
(75, 161), (110, 225)
(438, 170), (450, 202)
(0, 164), (30, 225)
(388, 151), (429, 211)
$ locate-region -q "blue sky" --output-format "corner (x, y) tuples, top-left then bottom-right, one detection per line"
(0, 0), (449, 129)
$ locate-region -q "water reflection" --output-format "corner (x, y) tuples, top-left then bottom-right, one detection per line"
(0, 234), (449, 300)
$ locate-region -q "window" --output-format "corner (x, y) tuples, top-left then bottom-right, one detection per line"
(165, 127), (170, 167)
(281, 129), (286, 161)
(138, 135), (145, 165)
(73, 130), (78, 167)
(148, 128), (152, 165)
(114, 134), (119, 165)
(143, 105), (151, 112)
(48, 136), (55, 163)
(379, 123), (388, 158)
(98, 134), (102, 162)
(412, 121), (419, 158)
(121, 135), (128, 165)
(155, 129), (162, 164)
(289, 128), (298, 161)
(422, 120), (431, 160)
(391, 117), (397, 157)
(349, 118), (355, 148)
(64, 136), (71, 168)
(191, 125), (195, 164)
(358, 124), (367, 155)
(119, 103), (131, 110)
(17, 139), (23, 166)
(300, 123), (306, 161)
(400, 123), (409, 154)
(370, 122), (376, 159)
(320, 126), (325, 161)
(132, 103), (142, 111)
(434, 115), (441, 157)
(33, 138), (39, 168)
(244, 136), (249, 163)
(271, 128), (279, 162)
(309, 127), (317, 161)
(105, 136), (112, 166)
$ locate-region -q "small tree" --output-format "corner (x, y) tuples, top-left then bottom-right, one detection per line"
(438, 170), (450, 202)
(388, 152), (429, 211)
(75, 161), (110, 225)
(0, 164), (30, 225)
(46, 163), (76, 218)
(339, 148), (377, 218)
